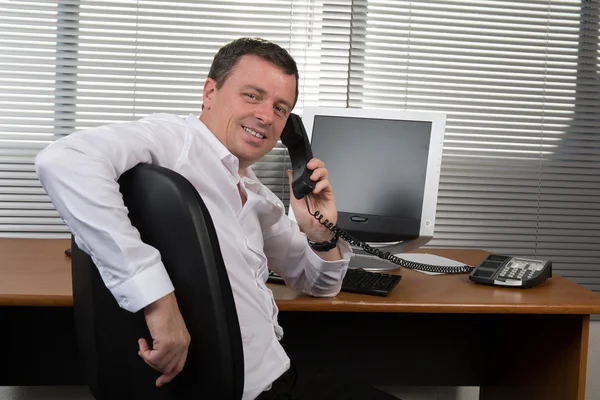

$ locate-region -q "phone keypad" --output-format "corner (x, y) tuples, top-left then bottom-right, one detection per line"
(498, 265), (536, 280)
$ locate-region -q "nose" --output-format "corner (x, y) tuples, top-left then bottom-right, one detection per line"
(254, 102), (275, 125)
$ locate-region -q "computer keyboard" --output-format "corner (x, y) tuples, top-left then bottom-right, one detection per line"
(267, 268), (402, 297)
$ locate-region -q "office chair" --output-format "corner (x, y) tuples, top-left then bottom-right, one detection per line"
(70, 163), (244, 400)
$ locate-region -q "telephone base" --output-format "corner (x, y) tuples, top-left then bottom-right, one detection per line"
(349, 253), (401, 272)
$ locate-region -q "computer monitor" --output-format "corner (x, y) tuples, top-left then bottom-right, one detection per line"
(289, 107), (446, 270)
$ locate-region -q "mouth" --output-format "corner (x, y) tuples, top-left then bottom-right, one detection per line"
(242, 126), (266, 140)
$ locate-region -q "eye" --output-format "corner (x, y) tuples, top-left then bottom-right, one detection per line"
(274, 105), (287, 116)
(245, 93), (259, 101)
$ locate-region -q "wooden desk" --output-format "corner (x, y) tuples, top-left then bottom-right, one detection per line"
(0, 238), (72, 306)
(2, 238), (600, 400)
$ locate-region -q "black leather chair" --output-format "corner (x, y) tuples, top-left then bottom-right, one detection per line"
(71, 163), (244, 400)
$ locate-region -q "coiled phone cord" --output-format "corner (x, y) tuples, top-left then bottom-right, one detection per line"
(304, 197), (474, 274)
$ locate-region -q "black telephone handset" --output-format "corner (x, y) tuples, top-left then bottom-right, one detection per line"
(279, 113), (474, 275)
(280, 113), (315, 200)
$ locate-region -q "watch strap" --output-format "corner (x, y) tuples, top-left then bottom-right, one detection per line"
(308, 235), (339, 252)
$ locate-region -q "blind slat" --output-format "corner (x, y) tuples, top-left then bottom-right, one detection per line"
(2, 0), (599, 296)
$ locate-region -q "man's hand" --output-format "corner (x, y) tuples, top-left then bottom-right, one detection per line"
(138, 292), (191, 387)
(288, 157), (338, 243)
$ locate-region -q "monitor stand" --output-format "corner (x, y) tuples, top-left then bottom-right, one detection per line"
(348, 239), (427, 272)
(348, 253), (400, 272)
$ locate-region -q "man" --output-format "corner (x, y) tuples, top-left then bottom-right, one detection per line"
(35, 37), (399, 399)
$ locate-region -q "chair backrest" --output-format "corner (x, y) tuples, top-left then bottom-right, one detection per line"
(71, 163), (244, 400)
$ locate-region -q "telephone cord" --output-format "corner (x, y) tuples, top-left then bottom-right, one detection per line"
(304, 197), (474, 274)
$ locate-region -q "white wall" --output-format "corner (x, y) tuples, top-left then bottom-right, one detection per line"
(2, 321), (600, 400)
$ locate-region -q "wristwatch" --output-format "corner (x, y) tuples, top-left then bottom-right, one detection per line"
(307, 234), (339, 252)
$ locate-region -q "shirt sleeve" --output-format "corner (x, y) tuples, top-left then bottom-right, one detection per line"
(35, 114), (186, 312)
(262, 204), (353, 297)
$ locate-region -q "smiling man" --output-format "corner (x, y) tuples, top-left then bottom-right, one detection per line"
(35, 37), (400, 400)
(201, 54), (296, 170)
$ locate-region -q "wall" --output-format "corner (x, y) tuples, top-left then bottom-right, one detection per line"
(2, 321), (599, 400)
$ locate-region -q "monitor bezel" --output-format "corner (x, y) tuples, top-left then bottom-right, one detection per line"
(287, 106), (446, 244)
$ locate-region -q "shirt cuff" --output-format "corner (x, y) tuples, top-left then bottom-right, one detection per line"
(304, 237), (354, 270)
(110, 264), (175, 313)
(302, 238), (354, 297)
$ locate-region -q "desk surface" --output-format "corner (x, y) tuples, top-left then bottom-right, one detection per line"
(2, 238), (600, 314)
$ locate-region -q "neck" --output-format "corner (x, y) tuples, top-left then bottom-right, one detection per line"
(199, 112), (225, 143)
(199, 114), (252, 177)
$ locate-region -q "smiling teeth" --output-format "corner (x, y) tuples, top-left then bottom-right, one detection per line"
(243, 127), (265, 139)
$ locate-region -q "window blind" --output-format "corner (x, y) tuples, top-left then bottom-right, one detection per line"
(0, 0), (350, 237)
(346, 0), (600, 292)
(2, 0), (599, 295)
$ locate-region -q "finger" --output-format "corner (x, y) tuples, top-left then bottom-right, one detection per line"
(162, 353), (181, 375)
(155, 356), (188, 387)
(307, 158), (324, 170)
(156, 369), (180, 387)
(138, 338), (151, 357)
(310, 167), (328, 182)
(155, 351), (178, 372)
(286, 170), (296, 197)
(140, 355), (159, 372)
(170, 348), (189, 379)
(139, 340), (174, 371)
(139, 349), (162, 369)
(177, 348), (188, 373)
(138, 343), (161, 371)
(312, 179), (331, 195)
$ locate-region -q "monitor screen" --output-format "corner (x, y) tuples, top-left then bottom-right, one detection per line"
(310, 115), (431, 220)
(295, 107), (445, 244)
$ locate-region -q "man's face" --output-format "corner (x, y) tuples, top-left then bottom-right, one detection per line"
(200, 54), (297, 170)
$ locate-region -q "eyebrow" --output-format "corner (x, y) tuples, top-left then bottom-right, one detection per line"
(243, 85), (293, 111)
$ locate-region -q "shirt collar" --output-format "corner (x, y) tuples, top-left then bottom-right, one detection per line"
(185, 114), (261, 188)
(186, 113), (240, 176)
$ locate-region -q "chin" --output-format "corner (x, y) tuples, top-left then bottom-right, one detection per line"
(239, 146), (268, 161)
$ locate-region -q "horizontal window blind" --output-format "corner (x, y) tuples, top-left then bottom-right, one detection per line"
(0, 1), (64, 237)
(0, 0), (352, 237)
(2, 0), (599, 297)
(347, 0), (600, 293)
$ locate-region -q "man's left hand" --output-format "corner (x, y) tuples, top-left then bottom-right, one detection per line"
(288, 158), (338, 243)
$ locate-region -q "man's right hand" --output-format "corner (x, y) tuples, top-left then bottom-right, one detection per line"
(138, 292), (191, 387)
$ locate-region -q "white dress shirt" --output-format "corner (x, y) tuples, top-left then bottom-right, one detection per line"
(35, 113), (352, 400)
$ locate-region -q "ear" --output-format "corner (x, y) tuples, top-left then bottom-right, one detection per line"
(202, 78), (217, 110)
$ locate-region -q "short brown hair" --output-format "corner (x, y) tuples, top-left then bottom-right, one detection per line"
(207, 37), (299, 108)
